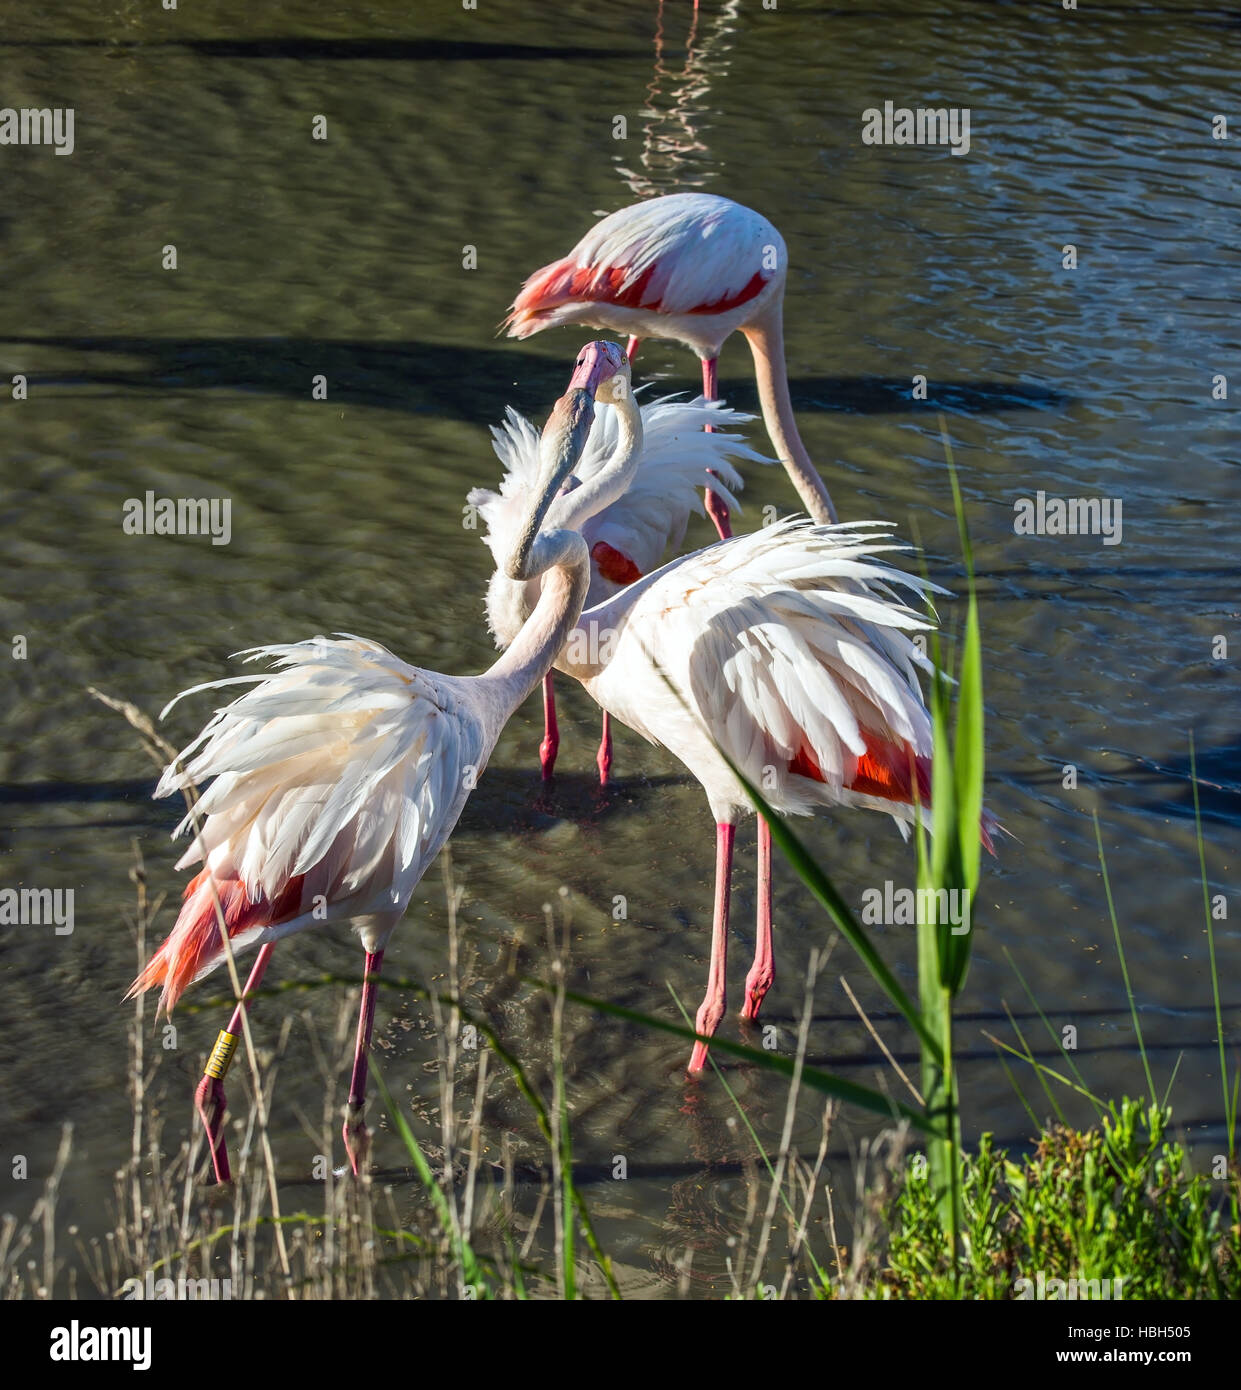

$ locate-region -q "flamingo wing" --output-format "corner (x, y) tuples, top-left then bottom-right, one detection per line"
(505, 193), (785, 337)
(468, 406), (545, 571)
(129, 636), (489, 1010)
(470, 394), (766, 602)
(587, 519), (946, 825)
(581, 395), (766, 587)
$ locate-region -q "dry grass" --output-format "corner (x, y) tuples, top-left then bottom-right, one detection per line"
(0, 834), (885, 1300)
(0, 693), (920, 1301)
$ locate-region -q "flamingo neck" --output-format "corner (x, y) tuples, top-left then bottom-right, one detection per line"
(484, 381), (638, 690)
(484, 528), (590, 708)
(545, 386), (644, 534)
(742, 298), (838, 525)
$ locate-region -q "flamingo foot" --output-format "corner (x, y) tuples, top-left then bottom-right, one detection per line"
(191, 943), (275, 1186)
(743, 819), (774, 1021)
(596, 711), (613, 787)
(688, 821), (734, 1073)
(194, 1073), (232, 1185)
(342, 1107), (370, 1177)
(740, 964), (774, 1022)
(688, 993), (726, 1074)
(704, 480), (732, 542)
(342, 948), (384, 1178)
(540, 671), (559, 781)
(539, 734), (559, 782)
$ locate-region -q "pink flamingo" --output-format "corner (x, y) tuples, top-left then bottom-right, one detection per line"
(506, 192), (839, 533)
(484, 343), (991, 1070)
(470, 390), (766, 783)
(126, 358), (615, 1182)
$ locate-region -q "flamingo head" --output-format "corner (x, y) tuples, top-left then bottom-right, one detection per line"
(506, 341), (632, 581)
(567, 340), (630, 406)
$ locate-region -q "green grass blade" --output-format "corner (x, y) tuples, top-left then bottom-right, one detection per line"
(1092, 811), (1156, 1105)
(732, 781), (943, 1065)
(1002, 946), (1104, 1121)
(1190, 731), (1235, 1156)
(991, 1045), (1043, 1132)
(668, 988), (831, 1291)
(551, 983), (938, 1134)
(1001, 1002), (1068, 1126)
(983, 1026), (1102, 1108)
(372, 1059), (487, 1297)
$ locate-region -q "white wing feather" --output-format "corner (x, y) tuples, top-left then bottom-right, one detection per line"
(584, 519), (943, 822)
(469, 394), (768, 603)
(157, 635), (489, 919)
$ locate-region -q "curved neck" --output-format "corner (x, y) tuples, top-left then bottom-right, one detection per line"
(504, 387), (595, 582)
(485, 528), (590, 708)
(742, 298), (838, 524)
(545, 387), (644, 533)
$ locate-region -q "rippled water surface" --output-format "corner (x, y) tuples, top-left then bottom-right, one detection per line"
(2, 1), (1239, 1297)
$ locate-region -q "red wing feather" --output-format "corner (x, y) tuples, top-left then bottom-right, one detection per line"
(126, 868), (306, 1013)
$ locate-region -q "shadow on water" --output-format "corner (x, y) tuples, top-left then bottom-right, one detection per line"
(1, 335), (1066, 422)
(285, 1104), (1235, 1194)
(1012, 742), (1240, 827)
(7, 6), (1241, 55)
(6, 738), (1237, 831)
(727, 375), (1067, 418)
(802, 3), (1241, 26)
(0, 768), (693, 835)
(0, 38), (646, 63)
(966, 566), (1241, 606)
(1119, 742), (1241, 827)
(0, 778), (157, 806)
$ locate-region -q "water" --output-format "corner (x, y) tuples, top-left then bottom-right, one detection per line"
(2, 1), (1239, 1296)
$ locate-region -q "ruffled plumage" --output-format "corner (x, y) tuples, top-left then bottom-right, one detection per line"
(504, 193), (784, 341)
(469, 393), (767, 609)
(580, 517), (992, 840)
(128, 636), (488, 1011)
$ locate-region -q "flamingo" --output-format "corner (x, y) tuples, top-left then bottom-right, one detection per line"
(482, 342), (992, 1072)
(125, 358), (614, 1182)
(469, 391), (767, 784)
(505, 191), (839, 535)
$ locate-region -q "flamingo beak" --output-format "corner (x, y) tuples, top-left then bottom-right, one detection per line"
(504, 348), (620, 582)
(503, 388), (595, 580)
(537, 388), (596, 498)
(567, 341), (623, 393)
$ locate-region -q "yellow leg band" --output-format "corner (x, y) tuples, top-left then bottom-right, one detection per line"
(204, 1029), (240, 1081)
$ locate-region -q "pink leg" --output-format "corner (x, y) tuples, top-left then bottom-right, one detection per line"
(343, 949), (386, 1177)
(742, 818), (774, 1020)
(705, 468), (732, 542)
(702, 356), (718, 403)
(688, 822), (735, 1073)
(597, 709), (613, 787)
(625, 335), (641, 363)
(701, 357), (731, 541)
(195, 942), (275, 1185)
(540, 671), (559, 781)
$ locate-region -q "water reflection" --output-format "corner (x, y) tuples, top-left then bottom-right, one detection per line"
(615, 0), (743, 199)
